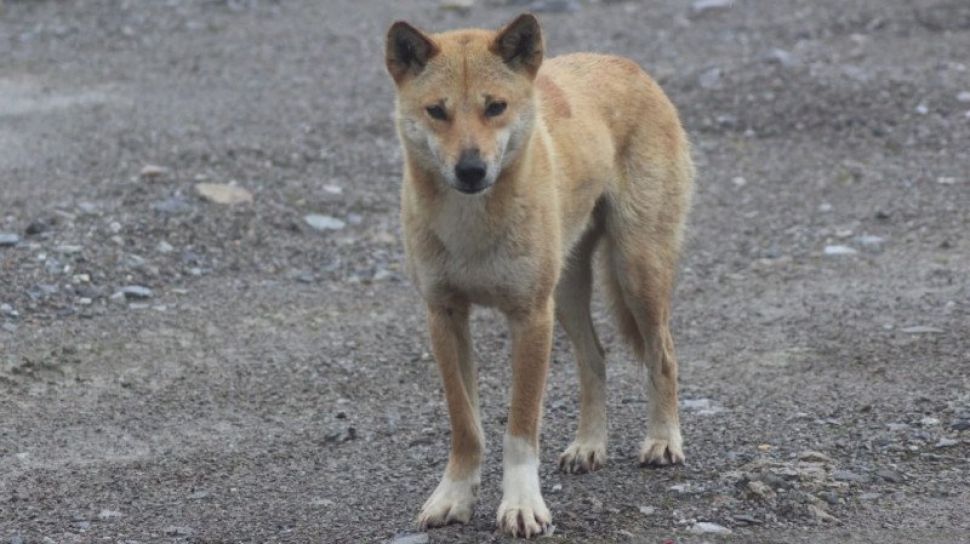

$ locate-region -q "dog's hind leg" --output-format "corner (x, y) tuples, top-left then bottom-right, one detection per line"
(556, 224), (609, 474)
(418, 300), (484, 529)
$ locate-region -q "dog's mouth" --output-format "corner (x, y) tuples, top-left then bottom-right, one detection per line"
(452, 179), (493, 195)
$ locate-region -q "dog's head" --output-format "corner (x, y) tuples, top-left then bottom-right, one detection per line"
(386, 14), (543, 195)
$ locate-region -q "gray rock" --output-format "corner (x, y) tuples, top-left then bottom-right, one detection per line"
(807, 503), (839, 523)
(638, 505), (655, 515)
(691, 0), (733, 17)
(55, 244), (83, 254)
(832, 469), (866, 483)
(764, 48), (800, 68)
(951, 420), (970, 431)
(689, 521), (732, 535)
(1, 303), (17, 317)
(935, 437), (958, 448)
(305, 214), (346, 231)
(163, 526), (193, 537)
(698, 67), (722, 89)
(152, 197), (192, 215)
(958, 91), (970, 103)
(818, 491), (839, 505)
(824, 245), (857, 256)
(10, 535), (24, 544)
(798, 451), (834, 463)
(387, 534), (429, 544)
(855, 234), (885, 247)
(0, 233), (21, 247)
(157, 241), (175, 253)
(114, 286), (153, 300)
(901, 326), (944, 334)
(877, 469), (903, 483)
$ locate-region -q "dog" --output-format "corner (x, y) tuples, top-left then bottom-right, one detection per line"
(385, 13), (694, 538)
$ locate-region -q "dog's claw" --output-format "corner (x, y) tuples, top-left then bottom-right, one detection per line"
(559, 441), (606, 474)
(638, 436), (685, 467)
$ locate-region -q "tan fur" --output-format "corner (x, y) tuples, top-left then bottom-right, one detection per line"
(387, 13), (694, 538)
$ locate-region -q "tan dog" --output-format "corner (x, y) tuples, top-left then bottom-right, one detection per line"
(385, 13), (694, 538)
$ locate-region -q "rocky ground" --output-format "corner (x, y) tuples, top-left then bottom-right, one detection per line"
(1, 0), (968, 542)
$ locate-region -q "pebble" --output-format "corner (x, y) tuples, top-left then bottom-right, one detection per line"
(157, 241), (174, 253)
(0, 233), (21, 247)
(877, 469), (903, 483)
(98, 509), (123, 520)
(55, 244), (83, 254)
(798, 451), (834, 464)
(305, 214), (346, 231)
(764, 48), (799, 68)
(855, 234), (885, 247)
(163, 526), (193, 537)
(807, 504), (838, 523)
(915, 102), (929, 115)
(935, 437), (958, 448)
(529, 0), (581, 13)
(1, 303), (15, 317)
(152, 197), (192, 215)
(638, 505), (655, 515)
(957, 91), (970, 103)
(832, 470), (865, 482)
(921, 416), (941, 426)
(818, 491), (839, 505)
(689, 521), (732, 535)
(952, 420), (970, 431)
(113, 286), (153, 300)
(818, 202), (833, 212)
(551, 483), (562, 493)
(195, 183), (253, 205)
(25, 220), (49, 236)
(731, 176), (747, 187)
(937, 177), (956, 185)
(10, 535), (24, 544)
(698, 67), (722, 89)
(140, 164), (169, 179)
(902, 326), (944, 334)
(823, 245), (857, 256)
(691, 0), (733, 17)
(387, 534), (428, 544)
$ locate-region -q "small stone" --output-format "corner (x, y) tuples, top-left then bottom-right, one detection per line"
(698, 67), (722, 89)
(0, 303), (15, 316)
(807, 504), (838, 523)
(25, 220), (49, 236)
(855, 234), (885, 247)
(921, 416), (941, 426)
(163, 526), (193, 537)
(733, 514), (760, 525)
(957, 91), (970, 103)
(387, 534), (429, 544)
(915, 102), (929, 115)
(157, 241), (174, 253)
(798, 451), (834, 463)
(935, 437), (958, 448)
(887, 422), (909, 431)
(832, 470), (865, 483)
(937, 177), (957, 185)
(439, 0), (473, 13)
(0, 233), (21, 247)
(152, 197), (192, 215)
(323, 184), (343, 195)
(304, 214), (346, 231)
(551, 484), (562, 493)
(951, 420), (970, 431)
(114, 286), (153, 300)
(55, 244), (83, 255)
(746, 480), (775, 500)
(757, 443), (773, 452)
(877, 469), (903, 483)
(731, 176), (747, 187)
(691, 0), (733, 17)
(764, 48), (799, 68)
(689, 521), (732, 535)
(818, 202), (833, 212)
(824, 245), (857, 256)
(638, 505), (655, 515)
(140, 164), (169, 179)
(902, 326), (944, 334)
(10, 535), (24, 544)
(818, 491), (839, 505)
(98, 509), (123, 520)
(195, 183), (253, 205)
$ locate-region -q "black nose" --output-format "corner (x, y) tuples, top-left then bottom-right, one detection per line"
(454, 150), (487, 191)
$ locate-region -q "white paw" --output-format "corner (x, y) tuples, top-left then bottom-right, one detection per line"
(496, 495), (552, 538)
(639, 429), (685, 466)
(416, 474), (479, 529)
(559, 439), (607, 474)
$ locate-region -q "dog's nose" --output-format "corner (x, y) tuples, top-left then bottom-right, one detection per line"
(454, 151), (487, 189)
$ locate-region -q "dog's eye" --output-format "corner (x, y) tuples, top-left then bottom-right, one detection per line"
(426, 105), (448, 121)
(485, 101), (507, 118)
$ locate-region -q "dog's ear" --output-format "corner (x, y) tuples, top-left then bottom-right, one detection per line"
(492, 13), (543, 78)
(386, 21), (439, 85)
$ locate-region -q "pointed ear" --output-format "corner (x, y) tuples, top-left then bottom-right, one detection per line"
(492, 13), (543, 78)
(386, 21), (439, 85)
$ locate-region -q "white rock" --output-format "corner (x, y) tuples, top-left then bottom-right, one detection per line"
(139, 164), (169, 179)
(98, 509), (123, 520)
(937, 177), (957, 185)
(935, 437), (958, 448)
(387, 534), (429, 544)
(823, 245), (857, 256)
(323, 184), (343, 195)
(915, 103), (929, 115)
(305, 214), (346, 231)
(731, 176), (747, 187)
(957, 91), (970, 103)
(855, 234), (885, 246)
(639, 505), (656, 515)
(194, 183), (253, 205)
(818, 202), (833, 212)
(901, 326), (944, 334)
(765, 48), (800, 68)
(689, 521), (732, 534)
(157, 241), (174, 253)
(921, 416), (941, 427)
(691, 0), (733, 16)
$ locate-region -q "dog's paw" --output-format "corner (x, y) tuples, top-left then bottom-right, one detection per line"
(559, 440), (607, 474)
(417, 476), (478, 529)
(638, 434), (685, 467)
(496, 495), (552, 538)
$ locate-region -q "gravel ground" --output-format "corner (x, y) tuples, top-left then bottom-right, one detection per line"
(1, 0), (968, 542)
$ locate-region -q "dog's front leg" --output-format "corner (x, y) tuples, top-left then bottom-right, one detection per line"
(418, 301), (484, 529)
(497, 299), (554, 538)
